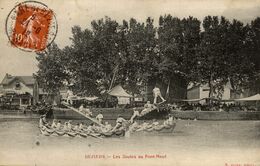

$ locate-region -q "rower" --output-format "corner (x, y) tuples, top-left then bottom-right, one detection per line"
(96, 112), (104, 124)
(140, 101), (156, 116)
(136, 121), (149, 131)
(164, 114), (174, 126)
(85, 107), (93, 117)
(102, 121), (112, 132)
(79, 122), (84, 131)
(42, 115), (48, 125)
(67, 120), (72, 131)
(56, 120), (62, 130)
(79, 104), (84, 112)
(86, 123), (95, 133)
(112, 115), (127, 131)
(129, 121), (140, 132)
(39, 115), (45, 128)
(51, 119), (57, 129)
(73, 123), (80, 132)
(63, 122), (69, 132)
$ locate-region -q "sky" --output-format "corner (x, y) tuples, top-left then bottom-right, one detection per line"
(0, 0), (260, 81)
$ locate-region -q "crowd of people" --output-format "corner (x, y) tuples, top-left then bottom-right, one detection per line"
(39, 103), (176, 138)
(39, 114), (127, 137)
(169, 102), (259, 112)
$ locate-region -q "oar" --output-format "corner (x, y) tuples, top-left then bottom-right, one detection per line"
(88, 133), (103, 139)
(61, 102), (105, 127)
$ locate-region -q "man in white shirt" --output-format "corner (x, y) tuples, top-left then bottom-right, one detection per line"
(140, 101), (157, 116)
(79, 104), (85, 112)
(66, 89), (74, 105)
(153, 86), (166, 104)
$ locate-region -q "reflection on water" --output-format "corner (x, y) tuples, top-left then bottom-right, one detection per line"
(0, 119), (260, 166)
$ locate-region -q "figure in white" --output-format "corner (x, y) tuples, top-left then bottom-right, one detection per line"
(21, 12), (45, 47)
(152, 85), (166, 104)
(66, 89), (74, 105)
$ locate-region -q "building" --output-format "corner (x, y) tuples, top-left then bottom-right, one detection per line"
(0, 73), (45, 107)
(187, 83), (233, 104)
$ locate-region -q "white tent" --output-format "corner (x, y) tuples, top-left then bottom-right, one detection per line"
(84, 96), (98, 101)
(180, 98), (202, 102)
(234, 94), (260, 101)
(108, 85), (132, 98)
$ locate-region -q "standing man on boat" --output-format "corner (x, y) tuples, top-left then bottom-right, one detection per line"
(66, 89), (74, 105)
(153, 85), (166, 104)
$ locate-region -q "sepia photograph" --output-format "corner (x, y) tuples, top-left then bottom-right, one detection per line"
(0, 0), (260, 165)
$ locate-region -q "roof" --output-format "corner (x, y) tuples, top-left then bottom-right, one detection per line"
(3, 82), (33, 95)
(187, 81), (233, 91)
(108, 85), (132, 98)
(1, 74), (35, 85)
(235, 94), (260, 101)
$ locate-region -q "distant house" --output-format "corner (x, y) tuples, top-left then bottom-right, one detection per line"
(187, 83), (232, 103)
(0, 73), (45, 107)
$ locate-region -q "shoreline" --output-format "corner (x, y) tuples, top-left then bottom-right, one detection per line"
(1, 109), (260, 121)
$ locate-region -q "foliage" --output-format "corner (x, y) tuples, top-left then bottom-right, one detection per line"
(35, 15), (259, 99)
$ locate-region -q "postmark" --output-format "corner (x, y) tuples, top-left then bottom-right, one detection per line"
(5, 1), (58, 52)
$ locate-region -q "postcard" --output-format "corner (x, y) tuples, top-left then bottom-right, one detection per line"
(0, 0), (260, 166)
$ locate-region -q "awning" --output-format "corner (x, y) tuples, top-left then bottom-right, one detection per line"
(179, 97), (220, 102)
(234, 94), (260, 101)
(84, 96), (98, 101)
(4, 89), (32, 95)
(108, 85), (132, 98)
(180, 98), (202, 102)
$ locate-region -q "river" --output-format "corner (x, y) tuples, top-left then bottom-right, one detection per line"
(0, 119), (259, 166)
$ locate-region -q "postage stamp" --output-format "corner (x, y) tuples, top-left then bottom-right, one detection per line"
(5, 1), (58, 52)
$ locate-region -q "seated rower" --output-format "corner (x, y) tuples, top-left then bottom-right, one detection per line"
(79, 122), (84, 131)
(163, 114), (174, 126)
(86, 123), (95, 133)
(101, 121), (112, 132)
(140, 101), (156, 116)
(42, 115), (48, 125)
(85, 107), (93, 117)
(129, 121), (140, 132)
(39, 115), (45, 128)
(73, 123), (80, 132)
(152, 121), (160, 127)
(67, 120), (73, 131)
(56, 120), (62, 130)
(86, 123), (100, 133)
(136, 121), (149, 131)
(63, 122), (69, 132)
(79, 104), (84, 112)
(51, 119), (57, 129)
(112, 115), (127, 132)
(96, 112), (104, 124)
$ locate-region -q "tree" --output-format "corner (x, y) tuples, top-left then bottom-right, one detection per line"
(196, 16), (255, 98)
(35, 15), (258, 101)
(157, 15), (201, 100)
(36, 43), (68, 94)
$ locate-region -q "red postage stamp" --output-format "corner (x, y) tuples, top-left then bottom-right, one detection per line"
(5, 1), (58, 52)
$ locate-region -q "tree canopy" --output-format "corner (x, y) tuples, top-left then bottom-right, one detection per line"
(36, 15), (259, 99)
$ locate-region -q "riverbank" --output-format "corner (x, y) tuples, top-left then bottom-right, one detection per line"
(171, 110), (260, 120)
(52, 107), (260, 120)
(1, 108), (260, 120)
